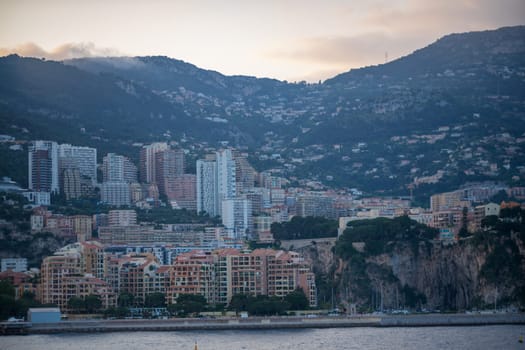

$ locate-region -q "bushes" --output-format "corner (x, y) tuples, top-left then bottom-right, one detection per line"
(271, 216), (338, 240)
(168, 294), (207, 316)
(67, 294), (102, 314)
(229, 290), (310, 316)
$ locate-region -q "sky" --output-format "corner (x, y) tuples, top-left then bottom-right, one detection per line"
(0, 0), (524, 82)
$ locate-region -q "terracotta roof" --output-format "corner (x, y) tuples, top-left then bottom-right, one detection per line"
(156, 266), (171, 273)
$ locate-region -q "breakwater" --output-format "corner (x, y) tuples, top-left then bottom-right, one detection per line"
(2, 313), (522, 335)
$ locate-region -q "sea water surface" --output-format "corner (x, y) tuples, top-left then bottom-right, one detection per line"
(1, 326), (525, 350)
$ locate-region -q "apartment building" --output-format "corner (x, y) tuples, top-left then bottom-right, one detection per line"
(40, 241), (317, 310)
(165, 174), (197, 211)
(430, 190), (470, 212)
(215, 248), (317, 307)
(139, 142), (169, 183)
(39, 242), (109, 310)
(28, 140), (59, 193)
(108, 210), (137, 226)
(62, 275), (115, 311)
(117, 254), (162, 304)
(40, 251), (82, 308)
(169, 251), (217, 304)
(102, 153), (138, 183)
(1, 258), (28, 272)
(101, 181), (131, 206)
(72, 215), (93, 242)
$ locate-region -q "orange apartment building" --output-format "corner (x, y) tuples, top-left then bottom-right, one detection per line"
(116, 253), (170, 305)
(39, 242), (115, 310)
(168, 251), (216, 304)
(39, 241), (317, 311)
(40, 252), (82, 308)
(62, 275), (115, 311)
(213, 248), (317, 307)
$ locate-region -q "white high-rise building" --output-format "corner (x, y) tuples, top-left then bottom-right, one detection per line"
(101, 182), (130, 206)
(108, 210), (137, 226)
(102, 153), (137, 183)
(222, 198), (252, 239)
(28, 140), (59, 193)
(216, 149), (236, 214)
(196, 159), (218, 216)
(58, 144), (97, 184)
(196, 149), (237, 218)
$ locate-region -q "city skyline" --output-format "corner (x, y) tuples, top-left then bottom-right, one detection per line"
(0, 0), (524, 82)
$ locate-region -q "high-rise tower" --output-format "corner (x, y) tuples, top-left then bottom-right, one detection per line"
(28, 140), (59, 193)
(139, 142), (168, 183)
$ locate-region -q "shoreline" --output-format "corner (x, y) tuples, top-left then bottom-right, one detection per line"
(2, 313), (525, 335)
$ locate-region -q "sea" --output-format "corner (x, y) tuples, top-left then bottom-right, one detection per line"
(1, 326), (524, 350)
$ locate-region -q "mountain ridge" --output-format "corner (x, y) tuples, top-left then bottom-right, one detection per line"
(1, 25), (524, 196)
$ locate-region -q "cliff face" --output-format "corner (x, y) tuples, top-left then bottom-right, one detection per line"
(367, 241), (486, 310)
(300, 230), (525, 311)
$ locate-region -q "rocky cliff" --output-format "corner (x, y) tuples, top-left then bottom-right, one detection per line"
(298, 216), (525, 311)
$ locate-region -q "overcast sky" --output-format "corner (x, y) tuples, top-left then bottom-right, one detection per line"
(1, 0), (523, 82)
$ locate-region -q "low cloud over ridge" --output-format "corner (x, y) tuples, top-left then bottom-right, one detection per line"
(0, 42), (124, 60)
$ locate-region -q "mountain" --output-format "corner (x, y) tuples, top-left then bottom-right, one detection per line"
(328, 26), (525, 83)
(1, 26), (524, 196)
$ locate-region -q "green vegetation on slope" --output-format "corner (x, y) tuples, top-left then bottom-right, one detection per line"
(271, 216), (338, 240)
(335, 216), (438, 257)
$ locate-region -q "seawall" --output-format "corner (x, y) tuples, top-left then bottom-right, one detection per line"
(3, 313), (522, 335)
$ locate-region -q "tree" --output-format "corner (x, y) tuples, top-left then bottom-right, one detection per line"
(104, 306), (129, 319)
(118, 292), (135, 307)
(0, 280), (17, 320)
(271, 216), (338, 240)
(169, 294), (207, 316)
(285, 289), (309, 310)
(16, 292), (40, 317)
(144, 292), (166, 307)
(68, 296), (85, 313)
(229, 294), (250, 313)
(84, 294), (102, 313)
(0, 280), (15, 297)
(246, 296), (288, 316)
(228, 294), (289, 316)
(481, 215), (499, 230)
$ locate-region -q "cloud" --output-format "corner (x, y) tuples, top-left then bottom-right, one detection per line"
(267, 32), (426, 74)
(356, 0), (525, 36)
(272, 33), (390, 65)
(267, 0), (525, 79)
(0, 42), (125, 60)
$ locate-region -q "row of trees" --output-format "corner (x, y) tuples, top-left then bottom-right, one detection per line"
(1, 279), (309, 320)
(229, 289), (309, 316)
(67, 295), (103, 314)
(96, 289), (309, 319)
(104, 294), (211, 319)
